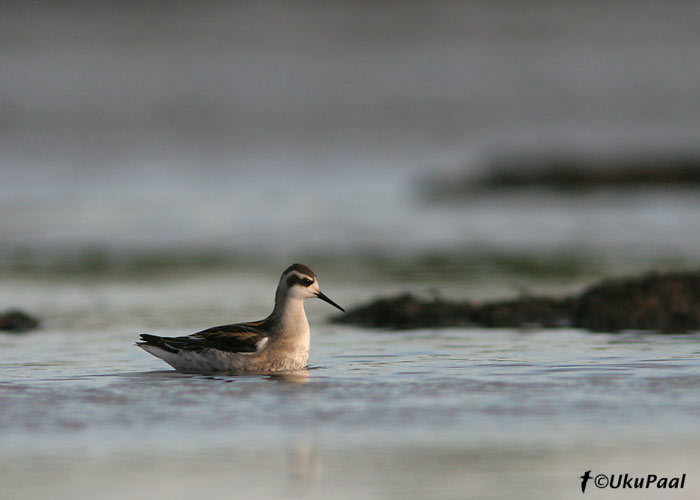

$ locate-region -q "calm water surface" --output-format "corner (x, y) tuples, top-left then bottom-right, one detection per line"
(2, 274), (700, 499)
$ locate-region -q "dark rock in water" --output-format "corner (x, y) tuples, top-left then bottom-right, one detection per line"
(334, 271), (700, 333)
(573, 271), (700, 333)
(421, 152), (700, 199)
(471, 296), (573, 329)
(337, 294), (573, 330)
(481, 155), (700, 190)
(338, 293), (475, 329)
(0, 309), (40, 332)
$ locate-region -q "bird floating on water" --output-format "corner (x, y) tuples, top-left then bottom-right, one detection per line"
(137, 264), (344, 374)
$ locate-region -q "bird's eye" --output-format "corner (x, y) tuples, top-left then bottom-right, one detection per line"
(302, 278), (314, 286)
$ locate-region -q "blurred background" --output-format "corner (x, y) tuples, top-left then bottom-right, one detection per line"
(3, 2), (700, 499)
(2, 0), (699, 279)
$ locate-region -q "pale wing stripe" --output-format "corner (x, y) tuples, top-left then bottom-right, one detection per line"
(256, 337), (269, 352)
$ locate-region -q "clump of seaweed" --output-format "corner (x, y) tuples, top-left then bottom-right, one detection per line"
(334, 271), (700, 333)
(0, 309), (40, 333)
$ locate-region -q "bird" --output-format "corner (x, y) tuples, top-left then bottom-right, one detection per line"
(136, 264), (344, 374)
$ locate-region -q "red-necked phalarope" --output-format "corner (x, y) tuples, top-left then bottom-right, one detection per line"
(137, 264), (344, 374)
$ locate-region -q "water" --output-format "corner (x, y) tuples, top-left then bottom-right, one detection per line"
(2, 272), (700, 499)
(2, 1), (700, 261)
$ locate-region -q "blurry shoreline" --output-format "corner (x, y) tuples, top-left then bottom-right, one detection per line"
(420, 149), (700, 200)
(3, 1), (700, 270)
(1, 246), (697, 281)
(335, 270), (700, 333)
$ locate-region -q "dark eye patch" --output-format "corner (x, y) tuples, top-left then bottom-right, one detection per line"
(287, 274), (315, 287)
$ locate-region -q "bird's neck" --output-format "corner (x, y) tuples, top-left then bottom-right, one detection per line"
(266, 286), (311, 367)
(270, 294), (309, 337)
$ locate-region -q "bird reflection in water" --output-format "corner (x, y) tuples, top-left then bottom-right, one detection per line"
(267, 369), (311, 384)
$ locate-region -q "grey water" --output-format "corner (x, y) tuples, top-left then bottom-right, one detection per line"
(2, 273), (700, 499)
(2, 1), (700, 261)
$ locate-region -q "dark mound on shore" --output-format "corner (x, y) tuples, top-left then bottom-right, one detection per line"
(334, 271), (700, 333)
(573, 271), (700, 332)
(422, 152), (700, 199)
(0, 309), (40, 333)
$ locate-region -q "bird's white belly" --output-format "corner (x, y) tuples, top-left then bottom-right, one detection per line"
(148, 346), (309, 374)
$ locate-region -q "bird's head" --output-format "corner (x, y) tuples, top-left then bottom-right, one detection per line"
(277, 263), (344, 312)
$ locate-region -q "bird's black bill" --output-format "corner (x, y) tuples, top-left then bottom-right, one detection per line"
(316, 291), (345, 312)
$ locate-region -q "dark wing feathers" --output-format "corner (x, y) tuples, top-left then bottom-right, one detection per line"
(139, 333), (182, 353)
(139, 321), (267, 354)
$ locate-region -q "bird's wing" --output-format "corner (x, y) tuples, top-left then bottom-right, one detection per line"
(139, 321), (268, 354)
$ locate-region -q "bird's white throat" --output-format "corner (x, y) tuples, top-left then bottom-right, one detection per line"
(271, 295), (310, 338)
